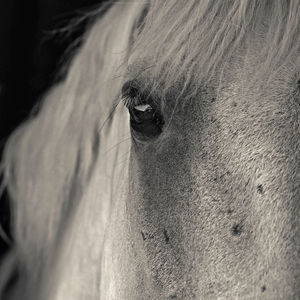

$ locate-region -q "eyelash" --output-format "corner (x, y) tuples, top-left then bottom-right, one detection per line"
(122, 95), (138, 110)
(121, 83), (142, 107)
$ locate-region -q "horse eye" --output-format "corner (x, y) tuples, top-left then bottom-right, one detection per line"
(121, 82), (164, 139)
(129, 103), (164, 139)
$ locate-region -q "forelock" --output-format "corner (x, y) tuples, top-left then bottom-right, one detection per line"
(129, 0), (300, 102)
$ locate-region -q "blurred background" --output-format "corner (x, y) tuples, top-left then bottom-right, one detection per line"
(0, 0), (105, 258)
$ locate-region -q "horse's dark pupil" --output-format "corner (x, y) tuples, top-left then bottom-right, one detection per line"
(129, 107), (163, 138)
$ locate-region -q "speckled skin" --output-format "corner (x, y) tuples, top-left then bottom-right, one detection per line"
(102, 61), (300, 299)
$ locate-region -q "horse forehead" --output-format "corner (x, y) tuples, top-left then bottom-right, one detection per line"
(125, 57), (296, 102)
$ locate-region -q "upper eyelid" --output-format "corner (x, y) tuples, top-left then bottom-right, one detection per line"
(121, 81), (141, 108)
(121, 80), (152, 110)
(121, 80), (160, 111)
(121, 80), (140, 98)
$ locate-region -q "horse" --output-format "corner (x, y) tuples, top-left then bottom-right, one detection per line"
(0, 0), (299, 299)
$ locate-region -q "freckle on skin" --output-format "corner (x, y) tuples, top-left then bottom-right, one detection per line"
(231, 223), (243, 236)
(257, 184), (264, 194)
(163, 229), (170, 244)
(261, 285), (266, 292)
(141, 231), (146, 241)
